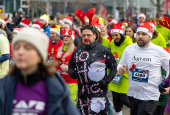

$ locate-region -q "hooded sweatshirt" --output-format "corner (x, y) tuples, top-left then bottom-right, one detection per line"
(151, 32), (167, 48)
(108, 36), (133, 93)
(156, 24), (170, 50)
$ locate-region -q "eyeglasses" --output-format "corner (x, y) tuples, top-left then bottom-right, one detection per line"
(82, 34), (93, 38)
(63, 35), (70, 38)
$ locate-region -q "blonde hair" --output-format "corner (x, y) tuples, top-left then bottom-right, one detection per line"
(100, 25), (107, 30)
(58, 39), (75, 58)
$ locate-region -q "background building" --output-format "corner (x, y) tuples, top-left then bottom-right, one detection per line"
(0, 0), (168, 19)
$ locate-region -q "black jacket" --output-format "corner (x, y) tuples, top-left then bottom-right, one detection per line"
(4, 26), (12, 43)
(68, 41), (117, 114)
(0, 72), (80, 115)
(13, 14), (22, 27)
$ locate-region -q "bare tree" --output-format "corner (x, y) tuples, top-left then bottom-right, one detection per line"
(29, 0), (46, 19)
(151, 0), (170, 13)
(113, 0), (125, 18)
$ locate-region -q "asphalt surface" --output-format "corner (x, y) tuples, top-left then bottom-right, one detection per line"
(107, 90), (130, 115)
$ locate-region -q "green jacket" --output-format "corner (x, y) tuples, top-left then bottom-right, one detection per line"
(108, 36), (133, 93)
(151, 32), (167, 48)
(156, 24), (170, 50)
(101, 36), (110, 49)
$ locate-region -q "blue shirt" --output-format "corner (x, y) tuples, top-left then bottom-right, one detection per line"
(43, 25), (51, 39)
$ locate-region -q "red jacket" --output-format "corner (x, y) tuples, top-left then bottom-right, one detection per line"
(55, 47), (77, 84)
(48, 39), (63, 60)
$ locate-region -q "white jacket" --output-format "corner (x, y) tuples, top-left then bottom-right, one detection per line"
(117, 43), (170, 101)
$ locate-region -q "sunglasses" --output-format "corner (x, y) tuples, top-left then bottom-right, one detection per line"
(63, 35), (70, 38)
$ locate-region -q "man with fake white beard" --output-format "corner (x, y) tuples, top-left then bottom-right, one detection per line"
(118, 22), (170, 115)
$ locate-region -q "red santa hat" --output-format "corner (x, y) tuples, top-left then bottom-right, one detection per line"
(136, 22), (153, 38)
(91, 18), (101, 32)
(148, 21), (156, 30)
(0, 18), (6, 25)
(59, 19), (64, 25)
(63, 16), (73, 25)
(32, 21), (43, 29)
(20, 18), (30, 27)
(108, 18), (117, 25)
(62, 28), (75, 41)
(111, 23), (123, 34)
(138, 13), (146, 20)
(13, 28), (22, 34)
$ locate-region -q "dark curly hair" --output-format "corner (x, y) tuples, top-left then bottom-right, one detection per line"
(81, 25), (102, 43)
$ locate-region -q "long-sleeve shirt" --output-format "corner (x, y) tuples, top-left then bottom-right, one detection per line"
(117, 42), (170, 101)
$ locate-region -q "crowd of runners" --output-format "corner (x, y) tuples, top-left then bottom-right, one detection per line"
(0, 7), (169, 115)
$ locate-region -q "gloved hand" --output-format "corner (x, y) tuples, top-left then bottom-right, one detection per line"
(158, 82), (166, 93)
(98, 80), (108, 89)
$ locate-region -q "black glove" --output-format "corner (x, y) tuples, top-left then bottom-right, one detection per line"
(158, 82), (166, 93)
(99, 80), (108, 89)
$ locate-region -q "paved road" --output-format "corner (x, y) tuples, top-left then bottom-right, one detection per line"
(107, 90), (130, 115)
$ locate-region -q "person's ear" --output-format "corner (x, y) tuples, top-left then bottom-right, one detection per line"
(94, 33), (96, 39)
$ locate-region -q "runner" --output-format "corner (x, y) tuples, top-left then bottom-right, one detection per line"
(156, 13), (170, 50)
(61, 23), (80, 47)
(40, 14), (50, 39)
(19, 18), (30, 28)
(55, 28), (78, 105)
(32, 21), (43, 31)
(91, 18), (110, 48)
(125, 25), (136, 43)
(0, 27), (80, 115)
(118, 22), (170, 115)
(48, 23), (63, 62)
(68, 8), (117, 114)
(148, 21), (167, 48)
(9, 28), (22, 65)
(0, 18), (12, 43)
(158, 63), (170, 115)
(100, 25), (112, 42)
(134, 13), (146, 28)
(108, 23), (133, 115)
(0, 30), (10, 78)
(149, 20), (169, 115)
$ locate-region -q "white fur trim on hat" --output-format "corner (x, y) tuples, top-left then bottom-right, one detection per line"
(59, 20), (64, 25)
(149, 23), (156, 30)
(32, 24), (40, 29)
(95, 26), (101, 32)
(40, 17), (48, 24)
(0, 19), (6, 25)
(109, 19), (117, 25)
(134, 33), (136, 38)
(138, 14), (146, 20)
(111, 29), (123, 34)
(137, 27), (153, 38)
(50, 28), (60, 35)
(63, 18), (73, 25)
(64, 32), (75, 41)
(13, 30), (19, 34)
(20, 22), (29, 27)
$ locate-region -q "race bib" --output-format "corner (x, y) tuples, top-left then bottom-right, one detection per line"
(132, 68), (149, 83)
(112, 74), (121, 84)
